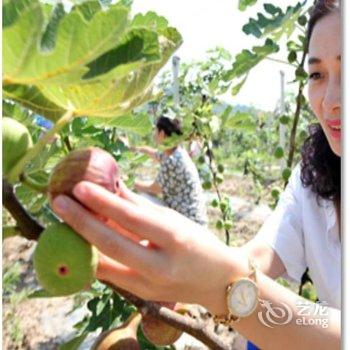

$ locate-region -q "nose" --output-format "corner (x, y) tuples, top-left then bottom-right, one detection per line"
(322, 75), (341, 116)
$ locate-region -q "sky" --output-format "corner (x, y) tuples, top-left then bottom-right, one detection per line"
(131, 0), (312, 112)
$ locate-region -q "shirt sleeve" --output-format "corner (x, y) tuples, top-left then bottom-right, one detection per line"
(253, 165), (307, 282)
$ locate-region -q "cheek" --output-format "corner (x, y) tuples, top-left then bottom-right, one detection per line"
(308, 84), (323, 122)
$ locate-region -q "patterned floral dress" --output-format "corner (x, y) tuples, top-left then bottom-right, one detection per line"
(156, 147), (208, 225)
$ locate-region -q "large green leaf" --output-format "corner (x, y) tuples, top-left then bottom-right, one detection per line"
(3, 1), (130, 84)
(36, 28), (181, 117)
(131, 11), (169, 30)
(40, 2), (66, 52)
(3, 1), (182, 119)
(242, 2), (305, 40)
(87, 112), (152, 136)
(3, 84), (65, 121)
(224, 39), (279, 81)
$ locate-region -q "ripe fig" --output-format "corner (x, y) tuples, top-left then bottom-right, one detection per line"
(91, 312), (142, 350)
(141, 302), (183, 346)
(33, 223), (98, 296)
(48, 147), (120, 198)
(2, 117), (33, 177)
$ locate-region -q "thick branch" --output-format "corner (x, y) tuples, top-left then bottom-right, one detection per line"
(111, 286), (232, 350)
(2, 179), (44, 240)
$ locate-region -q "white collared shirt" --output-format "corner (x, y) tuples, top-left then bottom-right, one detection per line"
(253, 165), (341, 309)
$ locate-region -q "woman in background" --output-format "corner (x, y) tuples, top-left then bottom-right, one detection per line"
(132, 116), (208, 226)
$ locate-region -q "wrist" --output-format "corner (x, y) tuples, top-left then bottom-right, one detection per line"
(203, 247), (251, 316)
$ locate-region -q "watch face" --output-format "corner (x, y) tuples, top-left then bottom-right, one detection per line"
(228, 278), (259, 317)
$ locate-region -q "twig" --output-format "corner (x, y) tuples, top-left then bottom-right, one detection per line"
(20, 173), (48, 193)
(205, 142), (231, 245)
(63, 135), (73, 152)
(2, 180), (44, 240)
(265, 56), (296, 67)
(286, 50), (308, 175)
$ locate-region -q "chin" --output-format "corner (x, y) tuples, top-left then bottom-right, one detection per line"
(330, 142), (341, 157)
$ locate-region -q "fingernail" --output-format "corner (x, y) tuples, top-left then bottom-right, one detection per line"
(73, 183), (86, 199)
(53, 196), (68, 212)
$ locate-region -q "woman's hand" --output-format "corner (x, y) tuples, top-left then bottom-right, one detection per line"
(51, 181), (249, 315)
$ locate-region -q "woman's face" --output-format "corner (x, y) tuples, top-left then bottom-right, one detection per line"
(154, 128), (165, 145)
(308, 11), (341, 156)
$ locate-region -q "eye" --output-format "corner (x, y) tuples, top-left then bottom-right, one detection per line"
(309, 72), (322, 80)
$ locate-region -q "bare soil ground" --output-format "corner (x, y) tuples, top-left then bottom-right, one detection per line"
(2, 174), (273, 350)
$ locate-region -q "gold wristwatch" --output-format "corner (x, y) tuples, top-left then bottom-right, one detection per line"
(213, 257), (259, 327)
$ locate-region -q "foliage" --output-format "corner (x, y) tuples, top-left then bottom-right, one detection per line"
(3, 0), (182, 120)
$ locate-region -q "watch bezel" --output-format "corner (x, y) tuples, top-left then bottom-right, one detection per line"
(227, 277), (259, 318)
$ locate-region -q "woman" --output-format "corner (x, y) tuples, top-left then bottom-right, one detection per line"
(132, 116), (208, 225)
(51, 1), (341, 348)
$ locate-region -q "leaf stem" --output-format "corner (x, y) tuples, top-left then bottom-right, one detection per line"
(20, 173), (48, 193)
(63, 135), (73, 152)
(265, 56), (296, 67)
(7, 110), (74, 183)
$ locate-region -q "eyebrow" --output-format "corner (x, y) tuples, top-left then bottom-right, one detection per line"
(308, 55), (341, 64)
(308, 57), (321, 64)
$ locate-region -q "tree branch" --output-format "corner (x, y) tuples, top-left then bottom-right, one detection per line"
(110, 286), (232, 350)
(286, 50), (308, 175)
(2, 179), (44, 240)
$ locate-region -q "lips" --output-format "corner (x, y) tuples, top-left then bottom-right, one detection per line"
(325, 119), (341, 140)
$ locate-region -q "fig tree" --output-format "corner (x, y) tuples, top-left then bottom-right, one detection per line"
(2, 117), (32, 177)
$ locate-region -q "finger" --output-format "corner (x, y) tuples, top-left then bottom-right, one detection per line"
(72, 182), (177, 247)
(118, 181), (167, 212)
(52, 195), (163, 276)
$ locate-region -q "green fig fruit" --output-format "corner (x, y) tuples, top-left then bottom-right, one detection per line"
(92, 312), (142, 350)
(202, 180), (212, 190)
(33, 223), (98, 296)
(217, 164), (224, 173)
(274, 146), (284, 159)
(2, 117), (33, 177)
(48, 147), (120, 199)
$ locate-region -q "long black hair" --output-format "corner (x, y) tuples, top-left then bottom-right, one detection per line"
(300, 0), (340, 205)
